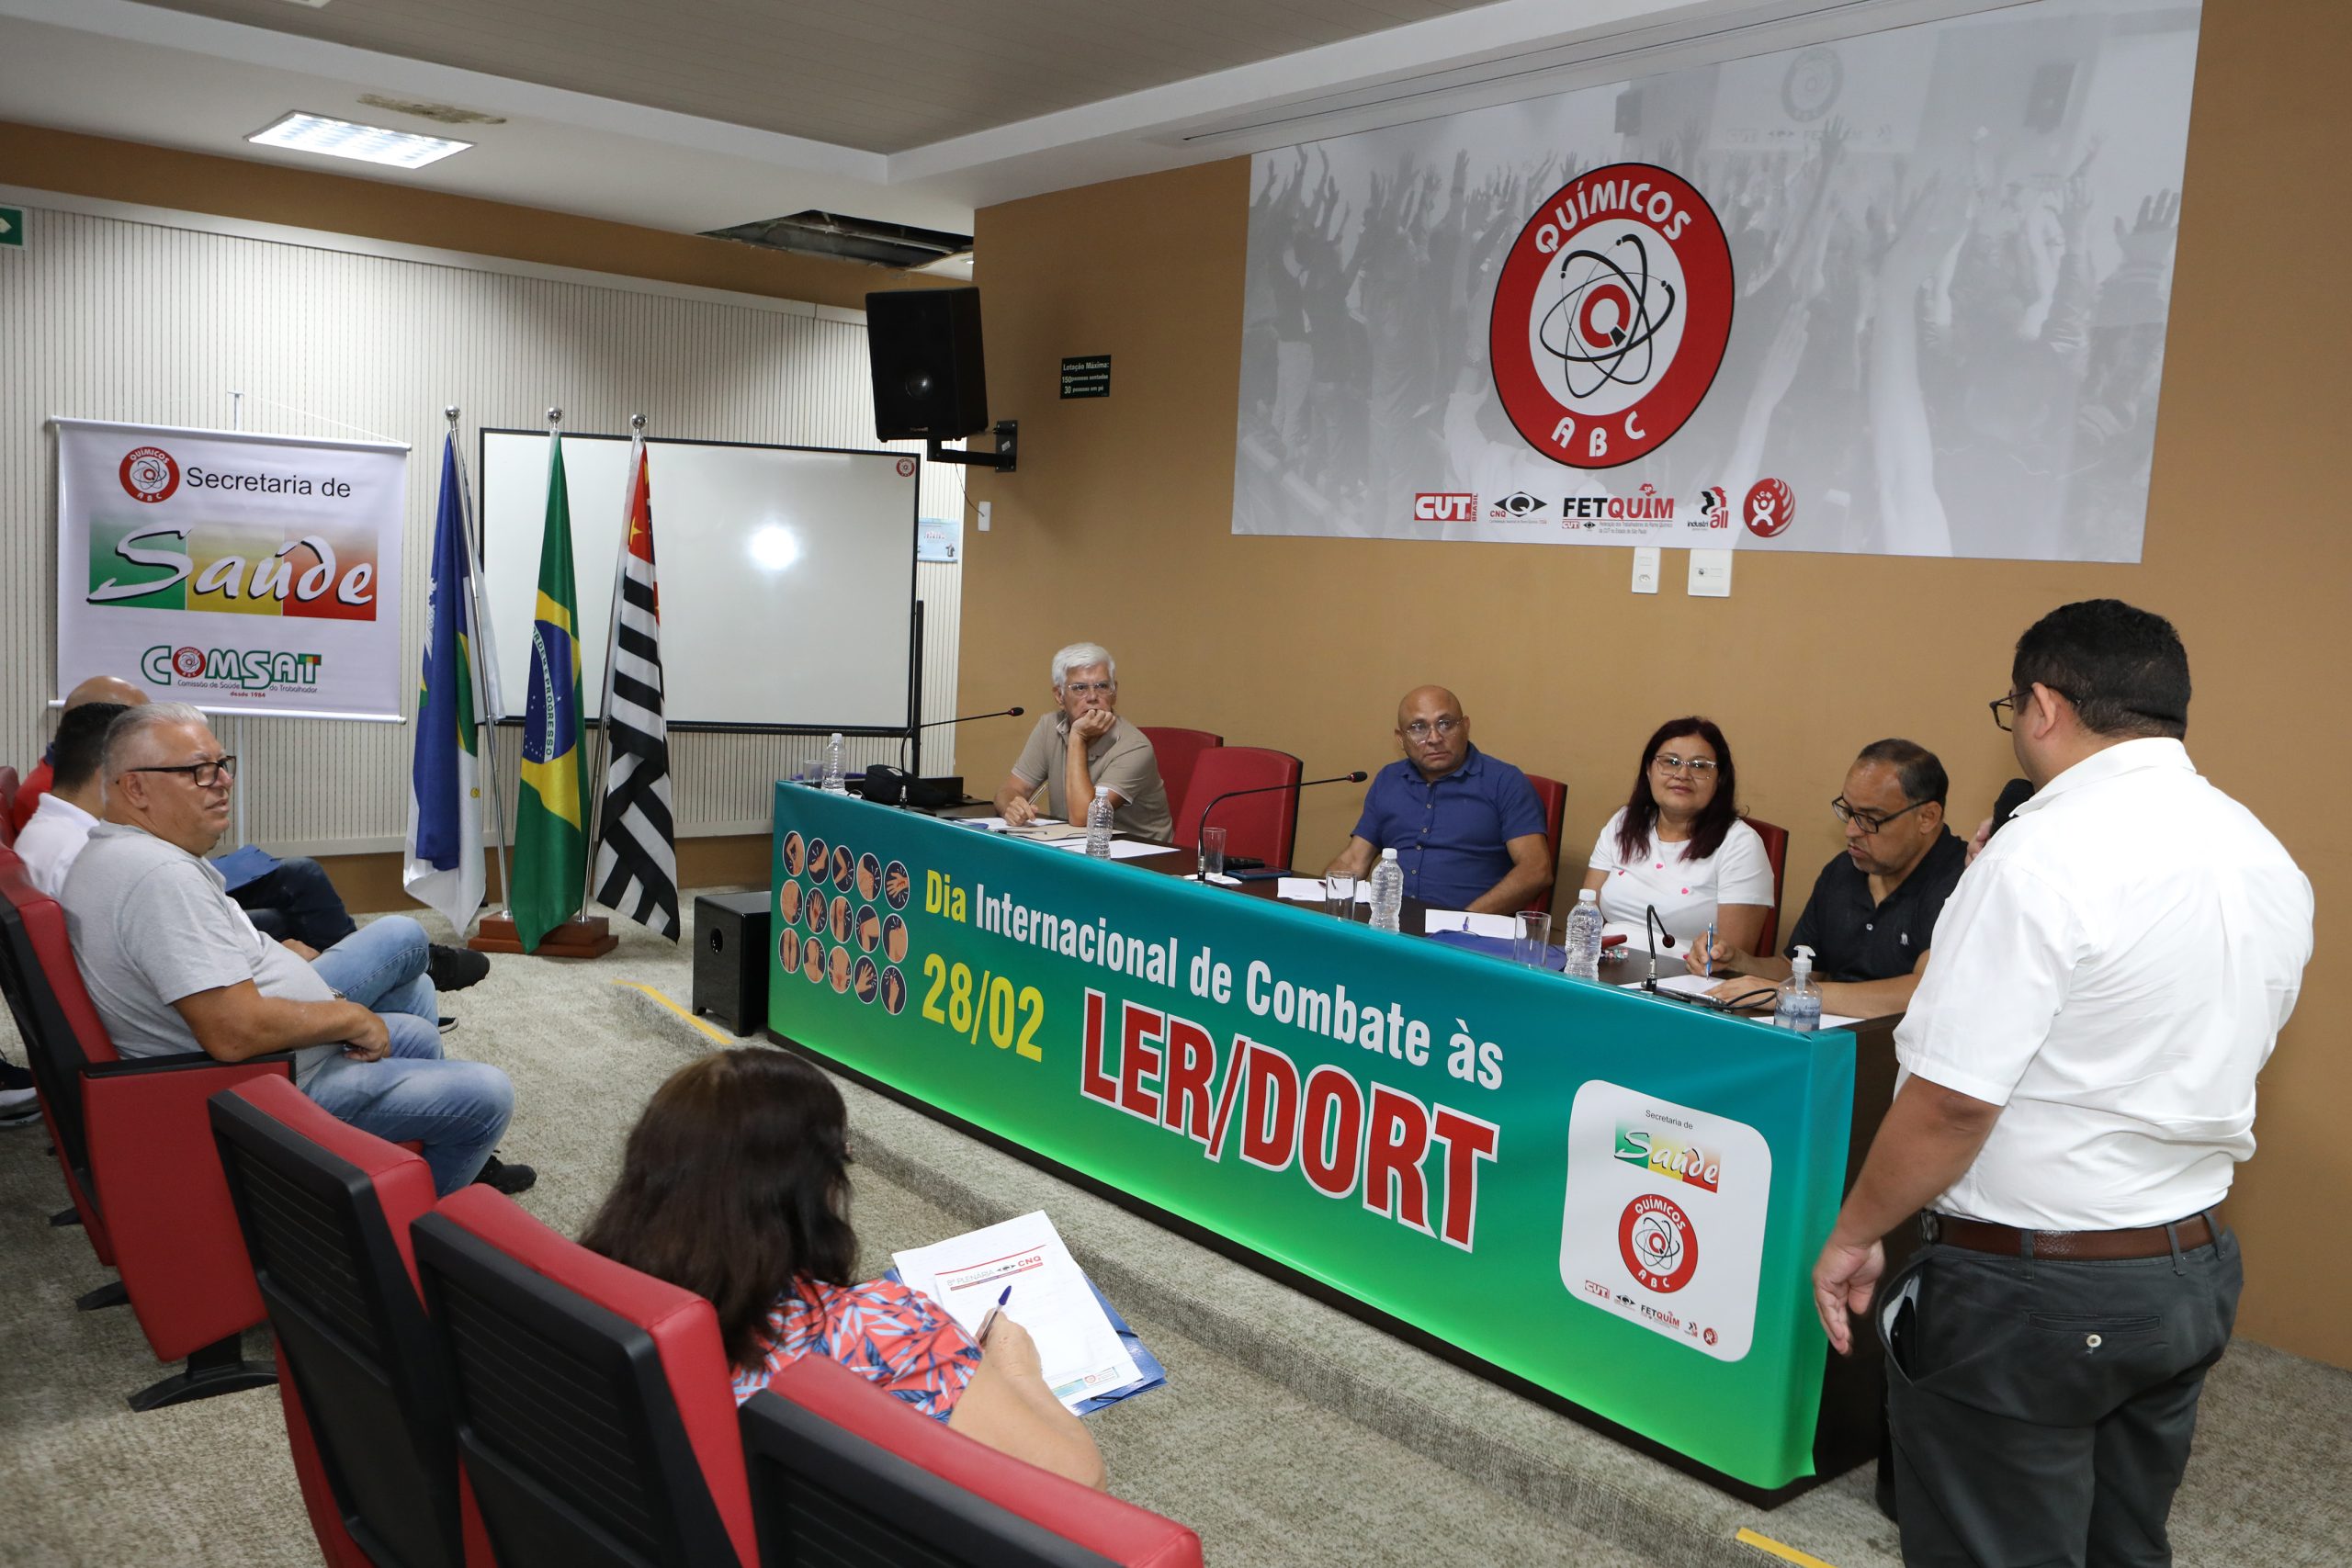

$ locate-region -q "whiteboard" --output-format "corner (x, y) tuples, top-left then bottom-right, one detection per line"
(480, 431), (917, 730)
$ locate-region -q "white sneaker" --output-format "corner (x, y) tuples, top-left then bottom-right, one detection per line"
(0, 1084), (40, 1125)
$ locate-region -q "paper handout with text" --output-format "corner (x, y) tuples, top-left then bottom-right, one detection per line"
(892, 1211), (1144, 1414)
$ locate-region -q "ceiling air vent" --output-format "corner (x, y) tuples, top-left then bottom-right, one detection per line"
(701, 211), (973, 271)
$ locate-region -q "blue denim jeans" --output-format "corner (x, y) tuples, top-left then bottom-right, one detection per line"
(303, 917), (512, 1194)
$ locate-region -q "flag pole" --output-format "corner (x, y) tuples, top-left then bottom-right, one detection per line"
(582, 413), (642, 913)
(446, 405), (514, 924)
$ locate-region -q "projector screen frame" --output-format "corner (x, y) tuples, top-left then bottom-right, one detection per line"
(477, 426), (922, 739)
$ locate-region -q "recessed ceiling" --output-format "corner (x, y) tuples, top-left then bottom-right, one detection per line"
(0, 0), (2007, 252)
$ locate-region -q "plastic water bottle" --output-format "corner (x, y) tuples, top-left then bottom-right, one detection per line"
(1564, 887), (1605, 979)
(1776, 944), (1823, 1032)
(822, 732), (845, 794)
(1369, 848), (1405, 932)
(1085, 785), (1115, 859)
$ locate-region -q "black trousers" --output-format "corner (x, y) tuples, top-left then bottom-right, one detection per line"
(1880, 1228), (2240, 1568)
(228, 855), (357, 951)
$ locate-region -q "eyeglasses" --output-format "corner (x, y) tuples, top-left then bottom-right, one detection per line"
(1832, 795), (1927, 834)
(128, 756), (237, 788)
(1651, 753), (1719, 776)
(1402, 717), (1463, 740)
(1061, 681), (1114, 696)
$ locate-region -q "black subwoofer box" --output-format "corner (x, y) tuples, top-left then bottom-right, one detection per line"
(692, 890), (772, 1037)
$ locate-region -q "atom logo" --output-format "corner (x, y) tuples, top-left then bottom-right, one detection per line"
(1618, 1192), (1700, 1293)
(171, 646), (206, 680)
(119, 446), (180, 504)
(1541, 234), (1677, 400)
(1489, 164), (1733, 469)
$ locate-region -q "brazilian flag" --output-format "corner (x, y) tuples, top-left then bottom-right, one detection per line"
(512, 432), (586, 952)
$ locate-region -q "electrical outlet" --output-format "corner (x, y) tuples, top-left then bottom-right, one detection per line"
(977, 501), (991, 532)
(1632, 546), (1661, 594)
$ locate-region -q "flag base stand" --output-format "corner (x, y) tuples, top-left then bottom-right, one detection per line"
(468, 914), (619, 959)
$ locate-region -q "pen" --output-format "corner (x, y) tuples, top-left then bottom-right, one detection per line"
(976, 1284), (1012, 1343)
(1704, 921), (1714, 978)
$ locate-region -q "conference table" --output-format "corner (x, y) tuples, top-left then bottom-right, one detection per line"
(764, 785), (1902, 1499)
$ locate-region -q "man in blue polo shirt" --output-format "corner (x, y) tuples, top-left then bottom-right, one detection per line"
(1322, 685), (1554, 913)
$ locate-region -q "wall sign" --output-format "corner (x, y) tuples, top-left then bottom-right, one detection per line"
(1060, 355), (1111, 399)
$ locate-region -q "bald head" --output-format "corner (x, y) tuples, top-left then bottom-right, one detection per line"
(65, 675), (149, 712)
(1395, 685), (1471, 780)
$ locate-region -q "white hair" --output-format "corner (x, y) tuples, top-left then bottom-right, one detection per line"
(1049, 642), (1116, 689)
(102, 701), (210, 778)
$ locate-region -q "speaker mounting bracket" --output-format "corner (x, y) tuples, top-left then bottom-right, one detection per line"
(925, 420), (1017, 474)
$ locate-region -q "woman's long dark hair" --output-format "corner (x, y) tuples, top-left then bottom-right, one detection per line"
(582, 1050), (858, 1368)
(1613, 716), (1740, 865)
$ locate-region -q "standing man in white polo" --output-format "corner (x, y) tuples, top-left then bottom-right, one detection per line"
(1811, 599), (2312, 1566)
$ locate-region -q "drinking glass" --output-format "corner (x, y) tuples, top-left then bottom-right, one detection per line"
(1324, 872), (1357, 919)
(1514, 908), (1554, 968)
(1199, 827), (1227, 881)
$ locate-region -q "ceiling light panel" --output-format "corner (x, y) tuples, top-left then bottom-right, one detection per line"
(247, 111), (471, 168)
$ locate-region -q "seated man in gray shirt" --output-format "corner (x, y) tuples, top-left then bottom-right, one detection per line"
(994, 641), (1174, 841)
(62, 703), (526, 1196)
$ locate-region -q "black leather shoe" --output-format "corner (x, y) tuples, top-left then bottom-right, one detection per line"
(471, 1156), (537, 1195)
(428, 943), (491, 992)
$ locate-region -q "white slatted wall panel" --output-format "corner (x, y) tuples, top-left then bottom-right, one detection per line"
(0, 202), (965, 853)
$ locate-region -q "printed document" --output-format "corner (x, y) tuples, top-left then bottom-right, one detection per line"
(893, 1212), (1144, 1414)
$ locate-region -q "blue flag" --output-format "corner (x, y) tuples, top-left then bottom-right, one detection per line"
(403, 434), (486, 931)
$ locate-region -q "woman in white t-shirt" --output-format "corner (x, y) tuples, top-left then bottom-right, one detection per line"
(1580, 716), (1776, 953)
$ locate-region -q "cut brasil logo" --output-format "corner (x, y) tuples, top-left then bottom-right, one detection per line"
(1488, 164), (1733, 469)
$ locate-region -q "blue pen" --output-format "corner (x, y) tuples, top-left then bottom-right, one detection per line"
(1704, 921), (1714, 978)
(976, 1284), (1012, 1342)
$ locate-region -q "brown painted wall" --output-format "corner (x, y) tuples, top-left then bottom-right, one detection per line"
(955, 3), (2352, 1364)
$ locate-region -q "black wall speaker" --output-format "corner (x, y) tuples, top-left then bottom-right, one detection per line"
(691, 891), (771, 1037)
(866, 288), (989, 442)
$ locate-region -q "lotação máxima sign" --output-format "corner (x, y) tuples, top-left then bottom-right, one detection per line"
(53, 418), (409, 718)
(769, 788), (1859, 1489)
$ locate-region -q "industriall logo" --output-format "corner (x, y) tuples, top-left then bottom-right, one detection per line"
(1488, 163), (1734, 469)
(1691, 486), (1731, 529)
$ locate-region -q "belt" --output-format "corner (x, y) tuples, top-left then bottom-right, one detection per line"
(1923, 1208), (2223, 1261)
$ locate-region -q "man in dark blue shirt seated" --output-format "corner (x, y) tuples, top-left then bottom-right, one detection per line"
(1321, 686), (1553, 914)
(1692, 738), (1967, 1019)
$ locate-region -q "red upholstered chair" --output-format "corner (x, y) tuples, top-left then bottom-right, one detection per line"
(412, 1187), (758, 1568)
(1176, 746), (1302, 868)
(1523, 773), (1568, 914)
(743, 1356), (1203, 1568)
(0, 766), (17, 850)
(1743, 816), (1792, 958)
(1136, 728), (1221, 829)
(210, 1077), (494, 1568)
(0, 851), (280, 1407)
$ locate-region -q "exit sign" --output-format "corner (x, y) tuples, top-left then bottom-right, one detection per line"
(0, 206), (23, 250)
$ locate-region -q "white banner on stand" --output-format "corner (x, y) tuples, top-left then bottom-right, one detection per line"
(54, 419), (410, 719)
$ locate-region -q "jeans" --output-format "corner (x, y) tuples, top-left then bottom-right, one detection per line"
(1881, 1226), (2241, 1568)
(302, 916), (512, 1194)
(232, 855), (359, 950)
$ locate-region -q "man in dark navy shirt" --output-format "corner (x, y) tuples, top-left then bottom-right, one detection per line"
(1322, 686), (1553, 913)
(1694, 739), (1967, 1019)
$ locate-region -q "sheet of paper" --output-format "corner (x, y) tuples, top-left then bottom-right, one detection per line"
(1275, 877), (1369, 903)
(1422, 909), (1518, 939)
(892, 1212), (1143, 1414)
(1039, 837), (1170, 861)
(1178, 871), (1243, 886)
(1620, 973), (1861, 1028)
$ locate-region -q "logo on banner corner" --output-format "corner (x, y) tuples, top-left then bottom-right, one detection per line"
(119, 446), (181, 504)
(1743, 478), (1794, 537)
(1489, 164), (1734, 469)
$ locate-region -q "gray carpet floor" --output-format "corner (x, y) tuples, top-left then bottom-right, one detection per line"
(3, 895), (2346, 1567)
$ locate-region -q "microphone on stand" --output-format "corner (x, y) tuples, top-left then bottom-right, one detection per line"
(1196, 772), (1370, 873)
(870, 706), (1027, 807)
(1643, 903), (1679, 992)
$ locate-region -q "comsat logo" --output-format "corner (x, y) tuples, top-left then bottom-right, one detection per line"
(1412, 493), (1476, 524)
(1613, 1124), (1723, 1192)
(141, 644), (324, 694)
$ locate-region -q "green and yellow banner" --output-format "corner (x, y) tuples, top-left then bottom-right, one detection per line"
(772, 788), (1856, 1488)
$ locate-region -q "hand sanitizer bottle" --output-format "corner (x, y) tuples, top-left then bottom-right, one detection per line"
(1776, 945), (1823, 1032)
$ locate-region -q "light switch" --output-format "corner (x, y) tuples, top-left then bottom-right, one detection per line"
(1688, 548), (1733, 597)
(977, 501), (991, 532)
(1632, 546), (1661, 594)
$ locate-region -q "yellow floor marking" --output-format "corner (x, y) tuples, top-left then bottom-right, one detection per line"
(1735, 1528), (1841, 1568)
(610, 979), (732, 1044)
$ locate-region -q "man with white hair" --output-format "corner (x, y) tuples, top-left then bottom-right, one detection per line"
(993, 642), (1173, 842)
(60, 703), (530, 1196)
